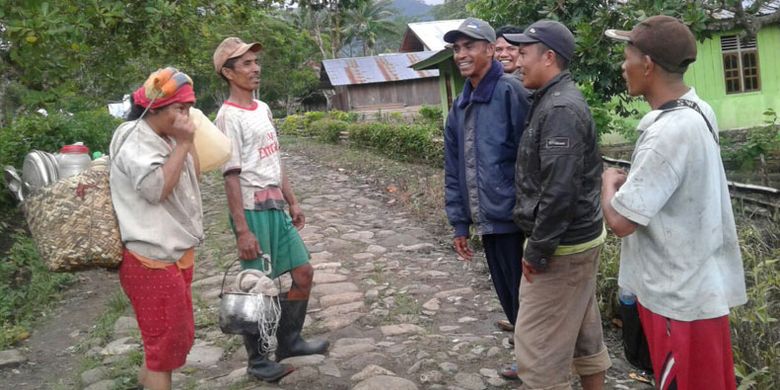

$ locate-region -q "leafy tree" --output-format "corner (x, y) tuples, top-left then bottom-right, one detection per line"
(467, 0), (780, 114)
(432, 0), (473, 19)
(343, 0), (397, 56)
(295, 0), (371, 58)
(0, 1), (321, 119)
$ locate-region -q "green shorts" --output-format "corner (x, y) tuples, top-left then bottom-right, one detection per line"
(231, 209), (310, 278)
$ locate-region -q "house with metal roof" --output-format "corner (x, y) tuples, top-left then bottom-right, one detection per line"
(320, 51), (440, 113)
(400, 19), (464, 52)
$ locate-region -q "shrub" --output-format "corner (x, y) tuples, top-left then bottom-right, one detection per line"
(303, 111), (326, 127)
(729, 218), (780, 388)
(328, 110), (358, 123)
(347, 122), (443, 165)
(310, 119), (348, 144)
(279, 114), (305, 135)
(0, 109), (120, 168)
(418, 105), (443, 124)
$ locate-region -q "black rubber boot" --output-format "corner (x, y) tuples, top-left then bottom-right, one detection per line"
(242, 334), (294, 382)
(275, 298), (329, 361)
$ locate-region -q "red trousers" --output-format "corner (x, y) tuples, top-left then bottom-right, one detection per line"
(637, 302), (736, 390)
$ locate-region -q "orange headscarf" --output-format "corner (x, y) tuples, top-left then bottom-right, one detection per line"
(132, 67), (196, 109)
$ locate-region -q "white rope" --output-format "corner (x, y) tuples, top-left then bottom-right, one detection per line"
(234, 268), (282, 351)
(255, 294), (282, 352)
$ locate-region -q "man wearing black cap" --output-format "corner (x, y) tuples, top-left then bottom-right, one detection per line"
(602, 16), (746, 390)
(442, 17), (530, 354)
(505, 20), (610, 389)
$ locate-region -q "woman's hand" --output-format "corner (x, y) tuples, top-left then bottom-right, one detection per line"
(170, 111), (195, 145)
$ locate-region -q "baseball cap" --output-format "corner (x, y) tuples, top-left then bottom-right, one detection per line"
(604, 15), (697, 73)
(213, 37), (263, 75)
(444, 17), (496, 44)
(504, 20), (575, 61)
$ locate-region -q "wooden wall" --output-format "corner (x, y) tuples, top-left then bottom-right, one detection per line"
(330, 78), (440, 111)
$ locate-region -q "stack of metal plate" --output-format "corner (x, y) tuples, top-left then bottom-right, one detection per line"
(22, 150), (59, 197)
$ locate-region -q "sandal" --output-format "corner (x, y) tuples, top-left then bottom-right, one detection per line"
(500, 363), (519, 380)
(495, 319), (515, 332)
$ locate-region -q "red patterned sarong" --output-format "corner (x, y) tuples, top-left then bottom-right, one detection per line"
(119, 250), (195, 371)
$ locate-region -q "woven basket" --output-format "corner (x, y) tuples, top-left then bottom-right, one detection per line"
(24, 160), (122, 272)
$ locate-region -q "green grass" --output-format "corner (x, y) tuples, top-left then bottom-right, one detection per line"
(107, 349), (144, 389)
(0, 233), (76, 348)
(193, 294), (220, 329)
(81, 291), (131, 348)
(729, 216), (779, 388)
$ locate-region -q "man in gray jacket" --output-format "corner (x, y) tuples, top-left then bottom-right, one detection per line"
(506, 20), (610, 389)
(442, 17), (530, 363)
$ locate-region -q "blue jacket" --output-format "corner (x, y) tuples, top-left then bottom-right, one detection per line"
(444, 60), (530, 237)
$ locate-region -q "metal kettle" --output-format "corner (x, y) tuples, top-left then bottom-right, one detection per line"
(218, 256), (278, 335)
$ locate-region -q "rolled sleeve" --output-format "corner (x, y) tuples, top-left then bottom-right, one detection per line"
(612, 148), (680, 226)
(217, 113), (243, 175)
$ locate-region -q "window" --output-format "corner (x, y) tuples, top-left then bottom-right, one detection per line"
(721, 35), (760, 94)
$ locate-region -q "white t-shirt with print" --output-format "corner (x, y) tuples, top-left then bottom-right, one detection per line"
(215, 100), (285, 210)
(612, 88), (747, 322)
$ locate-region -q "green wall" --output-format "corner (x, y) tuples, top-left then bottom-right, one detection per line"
(685, 25), (780, 130)
(437, 59), (466, 126)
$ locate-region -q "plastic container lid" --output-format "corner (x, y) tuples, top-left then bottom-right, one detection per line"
(60, 143), (90, 154)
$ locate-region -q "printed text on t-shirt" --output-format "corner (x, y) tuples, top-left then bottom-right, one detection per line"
(259, 132), (280, 159)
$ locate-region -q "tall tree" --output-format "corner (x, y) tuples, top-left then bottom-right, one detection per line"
(0, 0), (321, 118)
(343, 0), (397, 56)
(467, 0), (780, 113)
(294, 0), (370, 58)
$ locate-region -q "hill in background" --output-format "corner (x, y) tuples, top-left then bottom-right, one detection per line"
(392, 0), (433, 20)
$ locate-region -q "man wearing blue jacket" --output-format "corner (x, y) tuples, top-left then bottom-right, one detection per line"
(443, 18), (530, 349)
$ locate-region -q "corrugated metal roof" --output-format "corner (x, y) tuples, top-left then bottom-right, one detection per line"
(713, 0), (780, 18)
(322, 51), (439, 86)
(410, 48), (452, 71)
(406, 19), (464, 51)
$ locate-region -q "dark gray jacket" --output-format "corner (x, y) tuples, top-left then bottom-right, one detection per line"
(513, 71), (603, 269)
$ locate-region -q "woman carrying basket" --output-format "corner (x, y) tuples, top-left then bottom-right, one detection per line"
(109, 67), (203, 390)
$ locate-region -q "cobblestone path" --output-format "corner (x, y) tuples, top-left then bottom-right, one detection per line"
(7, 149), (652, 390)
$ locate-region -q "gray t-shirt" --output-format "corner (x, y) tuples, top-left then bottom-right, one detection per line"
(109, 119), (204, 262)
(612, 88), (747, 321)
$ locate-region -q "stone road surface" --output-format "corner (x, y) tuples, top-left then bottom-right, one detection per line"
(33, 150), (653, 389)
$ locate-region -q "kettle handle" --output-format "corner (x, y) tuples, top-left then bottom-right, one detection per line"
(219, 254), (273, 298)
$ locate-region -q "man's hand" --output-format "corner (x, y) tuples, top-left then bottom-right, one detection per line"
(453, 236), (473, 261)
(289, 203), (305, 230)
(237, 230), (261, 260)
(602, 167), (628, 191)
(522, 258), (538, 283)
(601, 167), (638, 237)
